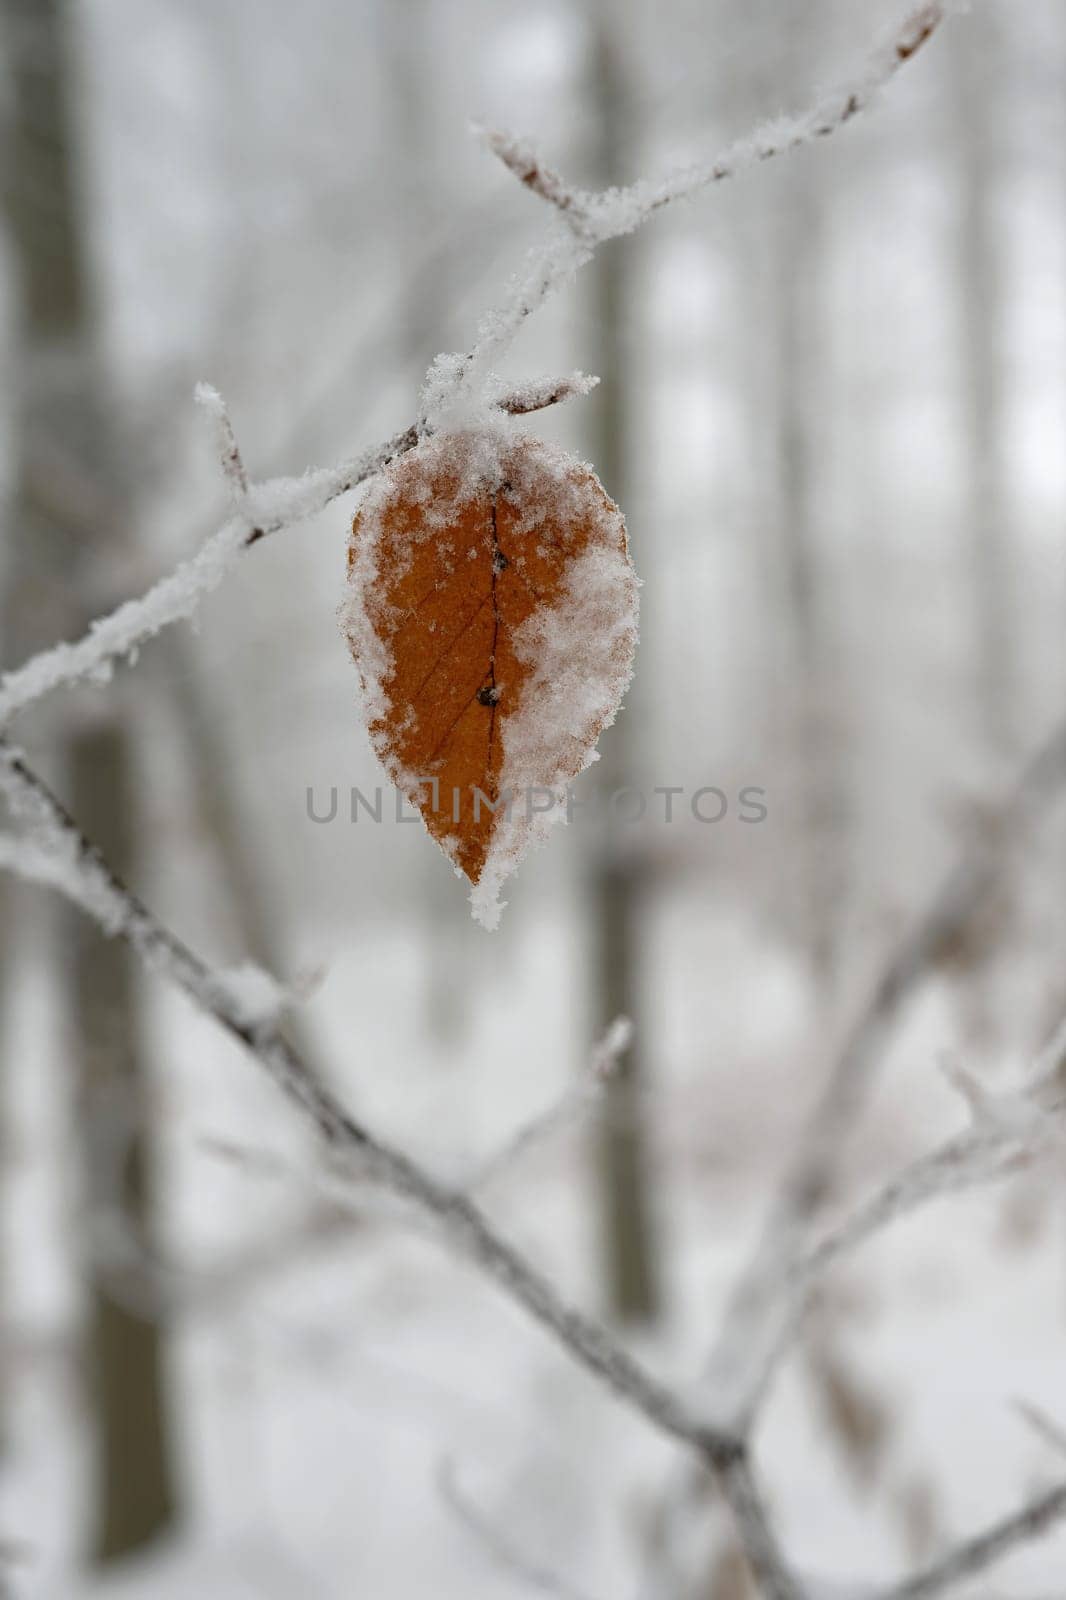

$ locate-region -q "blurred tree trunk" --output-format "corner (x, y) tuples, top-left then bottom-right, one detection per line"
(949, 11), (1012, 1054)
(1, 0), (177, 1559)
(587, 5), (660, 1323)
(769, 12), (849, 993)
(952, 10), (1012, 767)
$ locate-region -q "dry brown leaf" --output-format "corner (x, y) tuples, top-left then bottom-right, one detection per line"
(343, 428), (638, 926)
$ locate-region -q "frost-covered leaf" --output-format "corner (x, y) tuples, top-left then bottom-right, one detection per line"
(342, 428), (638, 928)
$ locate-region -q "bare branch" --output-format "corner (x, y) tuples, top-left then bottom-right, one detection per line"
(875, 1483), (1066, 1600)
(714, 1452), (807, 1600)
(0, 742), (823, 1594)
(77, 1017), (631, 1330)
(710, 1018), (1066, 1428)
(470, 1016), (631, 1193)
(710, 713), (1066, 1428)
(0, 745), (736, 1457)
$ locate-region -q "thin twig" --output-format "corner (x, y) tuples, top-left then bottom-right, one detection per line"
(0, 372), (595, 729)
(483, 3), (948, 228)
(451, 2), (951, 413)
(470, 1016), (632, 1193)
(730, 1061), (1066, 1416)
(0, 743), (738, 1465)
(710, 715), (1066, 1428)
(476, 129), (590, 221)
(875, 1484), (1066, 1600)
(195, 382), (249, 498)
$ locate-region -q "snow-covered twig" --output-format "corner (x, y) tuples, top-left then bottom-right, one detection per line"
(199, 1014), (632, 1205)
(470, 1016), (632, 1193)
(76, 1013), (632, 1327)
(710, 712), (1066, 1429)
(0, 372), (595, 730)
(0, 741), (819, 1594)
(485, 3), (947, 228)
(874, 1482), (1066, 1600)
(0, 747), (741, 1449)
(438, 1460), (605, 1600)
(447, 1), (950, 412)
(0, 746), (288, 1030)
(476, 129), (590, 223)
(195, 381), (249, 499)
(3, 566), (1060, 1600)
(721, 1056), (1066, 1423)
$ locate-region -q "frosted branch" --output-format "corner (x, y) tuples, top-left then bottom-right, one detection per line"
(476, 128), (591, 223)
(0, 372), (597, 730)
(7, 728), (1055, 1600)
(709, 712), (1066, 1431)
(0, 747), (746, 1454)
(452, 2), (951, 414)
(486, 3), (948, 228)
(195, 381), (249, 499)
(709, 1031), (1066, 1429)
(470, 1015), (631, 1193)
(0, 744), (818, 1594)
(874, 1483), (1066, 1600)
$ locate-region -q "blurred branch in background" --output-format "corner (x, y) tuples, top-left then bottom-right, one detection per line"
(586, 0), (660, 1326)
(769, 5), (853, 996)
(711, 708), (1066, 1433)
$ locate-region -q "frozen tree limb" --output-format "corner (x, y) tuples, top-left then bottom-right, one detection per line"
(722, 1044), (1066, 1418)
(195, 382), (249, 500)
(0, 4), (947, 728)
(0, 501), (1059, 1600)
(0, 739), (818, 1596)
(710, 714), (1066, 1430)
(0, 748), (735, 1405)
(446, 1), (951, 413)
(483, 3), (948, 228)
(873, 1483), (1066, 1600)
(70, 1014), (632, 1334)
(0, 372), (596, 730)
(470, 1016), (632, 1193)
(0, 5), (944, 741)
(476, 129), (591, 223)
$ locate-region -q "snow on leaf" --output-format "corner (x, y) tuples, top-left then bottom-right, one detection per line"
(342, 428), (638, 928)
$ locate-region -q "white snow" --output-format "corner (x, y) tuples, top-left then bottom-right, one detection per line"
(471, 531), (639, 931)
(208, 963), (290, 1032)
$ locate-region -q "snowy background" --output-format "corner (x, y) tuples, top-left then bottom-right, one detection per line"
(3, 0), (1066, 1595)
